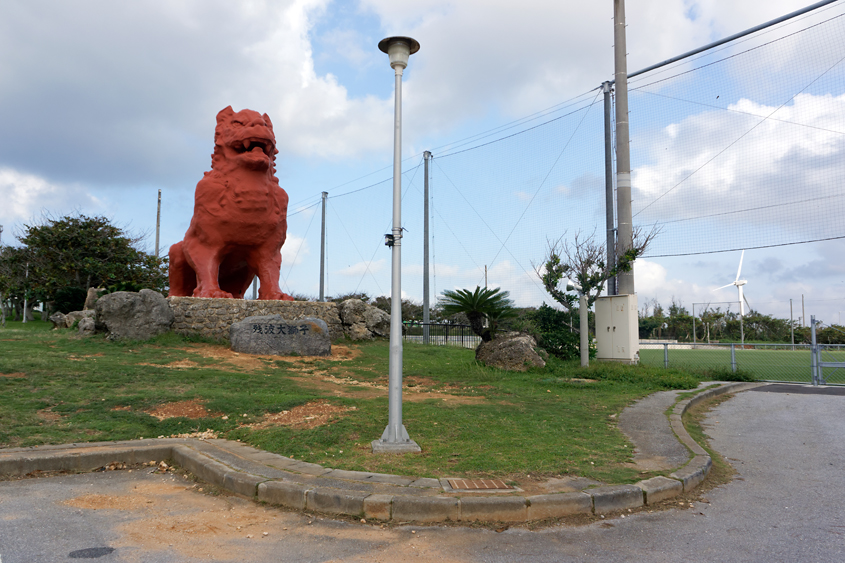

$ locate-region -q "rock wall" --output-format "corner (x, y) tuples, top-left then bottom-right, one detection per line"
(169, 297), (343, 341)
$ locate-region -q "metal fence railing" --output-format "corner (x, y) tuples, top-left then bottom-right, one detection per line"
(403, 322), (480, 349)
(638, 341), (845, 385)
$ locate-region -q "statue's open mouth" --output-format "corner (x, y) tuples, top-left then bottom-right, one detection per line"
(234, 137), (274, 157)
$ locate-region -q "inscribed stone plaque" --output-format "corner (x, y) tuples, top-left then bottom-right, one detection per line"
(230, 315), (331, 356)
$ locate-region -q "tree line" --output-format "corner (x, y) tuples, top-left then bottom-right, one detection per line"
(0, 214), (168, 320)
(638, 299), (845, 344)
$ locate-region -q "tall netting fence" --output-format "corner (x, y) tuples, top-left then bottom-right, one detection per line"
(280, 2), (845, 311)
(630, 4), (845, 258)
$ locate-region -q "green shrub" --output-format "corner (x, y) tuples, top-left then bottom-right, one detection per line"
(105, 281), (146, 293)
(699, 366), (757, 382)
(528, 303), (582, 361)
(53, 286), (88, 313)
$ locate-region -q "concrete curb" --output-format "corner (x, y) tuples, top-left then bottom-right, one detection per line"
(0, 382), (762, 524)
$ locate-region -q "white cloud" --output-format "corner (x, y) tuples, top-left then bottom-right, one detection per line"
(634, 259), (712, 309)
(282, 233), (310, 266)
(0, 168), (102, 235)
(0, 0), (393, 191)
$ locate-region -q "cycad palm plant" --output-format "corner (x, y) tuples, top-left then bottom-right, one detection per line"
(439, 286), (516, 342)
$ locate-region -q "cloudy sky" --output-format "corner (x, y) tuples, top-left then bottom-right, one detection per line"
(1, 0), (844, 326)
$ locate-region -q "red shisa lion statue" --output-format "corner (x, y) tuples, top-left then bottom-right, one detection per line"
(168, 106), (294, 300)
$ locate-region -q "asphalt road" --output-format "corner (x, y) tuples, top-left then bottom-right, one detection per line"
(1, 384), (843, 562)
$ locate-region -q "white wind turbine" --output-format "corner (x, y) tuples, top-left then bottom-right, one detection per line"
(714, 250), (751, 346)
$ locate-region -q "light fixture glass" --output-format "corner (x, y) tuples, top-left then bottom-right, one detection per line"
(378, 36), (420, 70)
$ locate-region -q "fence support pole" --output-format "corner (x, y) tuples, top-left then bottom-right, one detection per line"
(692, 304), (696, 349)
(810, 316), (818, 386)
(663, 343), (668, 369)
(580, 293), (589, 367)
(319, 191), (327, 302)
(423, 151), (431, 344)
(731, 344), (737, 373)
(790, 299), (795, 351)
(155, 189), (161, 257)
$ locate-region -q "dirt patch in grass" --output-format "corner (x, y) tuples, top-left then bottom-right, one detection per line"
(1, 372), (26, 378)
(139, 359), (200, 369)
(245, 400), (352, 430)
(287, 371), (488, 405)
(37, 408), (62, 422)
(145, 399), (218, 421)
(181, 343), (361, 372)
(272, 343), (361, 362)
(67, 353), (106, 361)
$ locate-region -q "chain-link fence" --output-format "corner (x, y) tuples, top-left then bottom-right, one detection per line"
(639, 340), (845, 384)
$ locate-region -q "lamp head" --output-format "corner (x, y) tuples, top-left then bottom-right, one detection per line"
(378, 36), (420, 69)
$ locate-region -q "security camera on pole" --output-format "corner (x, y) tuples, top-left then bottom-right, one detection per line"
(372, 36), (421, 454)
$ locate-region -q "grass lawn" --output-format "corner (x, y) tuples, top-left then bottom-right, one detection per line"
(1, 320), (722, 485)
(639, 346), (845, 384)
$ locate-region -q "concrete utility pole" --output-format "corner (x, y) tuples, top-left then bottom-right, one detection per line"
(423, 152), (431, 344)
(373, 36), (421, 454)
(614, 0), (634, 295)
(155, 189), (162, 257)
(320, 191), (327, 302)
(603, 81), (616, 296)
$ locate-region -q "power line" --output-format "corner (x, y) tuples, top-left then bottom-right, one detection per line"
(484, 89), (604, 278)
(437, 96), (600, 160)
(652, 193), (845, 226)
(632, 90), (845, 136)
(349, 160), (423, 297)
(634, 51), (845, 218)
(642, 234), (845, 258)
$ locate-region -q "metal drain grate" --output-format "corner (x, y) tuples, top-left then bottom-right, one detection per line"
(447, 478), (513, 490)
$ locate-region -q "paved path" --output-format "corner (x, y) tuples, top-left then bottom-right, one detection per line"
(2, 384), (844, 561)
(617, 386), (701, 470)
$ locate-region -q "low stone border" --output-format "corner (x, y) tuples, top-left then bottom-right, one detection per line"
(0, 383), (763, 524)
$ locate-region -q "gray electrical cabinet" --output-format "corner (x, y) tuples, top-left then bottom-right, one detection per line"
(595, 294), (639, 363)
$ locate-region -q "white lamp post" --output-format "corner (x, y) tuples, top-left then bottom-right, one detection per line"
(372, 36), (421, 453)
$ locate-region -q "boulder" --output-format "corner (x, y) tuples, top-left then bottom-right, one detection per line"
(95, 289), (174, 341)
(475, 333), (546, 372)
(338, 299), (390, 340)
(64, 310), (95, 329)
(230, 315), (330, 356)
(83, 287), (107, 310)
(77, 316), (96, 337)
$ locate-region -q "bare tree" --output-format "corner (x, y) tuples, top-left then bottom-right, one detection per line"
(535, 226), (659, 366)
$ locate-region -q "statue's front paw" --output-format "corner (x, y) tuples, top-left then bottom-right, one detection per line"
(193, 288), (234, 299)
(259, 290), (294, 301)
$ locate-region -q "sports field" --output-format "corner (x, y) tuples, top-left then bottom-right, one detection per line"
(638, 345), (845, 384)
